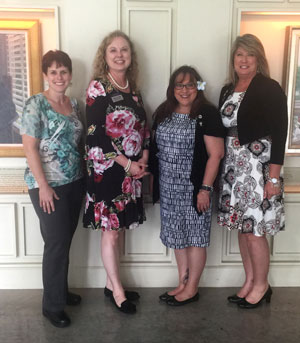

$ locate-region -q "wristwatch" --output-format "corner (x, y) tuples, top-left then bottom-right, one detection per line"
(200, 184), (214, 192)
(267, 176), (280, 187)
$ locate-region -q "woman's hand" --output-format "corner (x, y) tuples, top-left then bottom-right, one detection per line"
(129, 159), (149, 179)
(197, 190), (210, 213)
(22, 134), (60, 214)
(39, 183), (60, 214)
(264, 181), (281, 199)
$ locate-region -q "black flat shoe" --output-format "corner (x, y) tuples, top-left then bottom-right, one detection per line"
(110, 294), (136, 314)
(43, 309), (71, 328)
(104, 287), (140, 301)
(227, 294), (244, 303)
(166, 293), (199, 306)
(159, 292), (174, 302)
(66, 292), (82, 306)
(238, 286), (273, 309)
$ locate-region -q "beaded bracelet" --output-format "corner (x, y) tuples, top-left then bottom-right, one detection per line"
(124, 159), (132, 173)
(200, 184), (214, 192)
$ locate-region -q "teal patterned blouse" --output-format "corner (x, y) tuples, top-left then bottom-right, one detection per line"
(20, 93), (84, 189)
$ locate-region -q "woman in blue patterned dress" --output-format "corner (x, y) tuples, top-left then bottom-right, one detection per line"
(83, 31), (150, 314)
(218, 34), (288, 308)
(151, 66), (225, 306)
(21, 50), (84, 327)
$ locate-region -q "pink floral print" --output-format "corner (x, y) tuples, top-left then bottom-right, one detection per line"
(83, 79), (149, 231)
(86, 80), (106, 106)
(106, 110), (135, 138)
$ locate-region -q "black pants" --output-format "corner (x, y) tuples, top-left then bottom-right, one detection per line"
(29, 178), (84, 312)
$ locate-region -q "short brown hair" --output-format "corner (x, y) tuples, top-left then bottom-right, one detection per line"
(42, 50), (72, 74)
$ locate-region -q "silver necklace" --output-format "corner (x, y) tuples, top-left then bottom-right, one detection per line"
(108, 72), (129, 90)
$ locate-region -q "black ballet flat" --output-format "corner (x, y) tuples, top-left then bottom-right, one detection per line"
(227, 294), (244, 304)
(110, 294), (136, 314)
(104, 287), (140, 301)
(166, 293), (199, 306)
(238, 286), (272, 309)
(159, 292), (174, 302)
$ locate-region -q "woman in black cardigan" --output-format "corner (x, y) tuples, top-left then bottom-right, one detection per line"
(150, 66), (224, 306)
(218, 34), (288, 309)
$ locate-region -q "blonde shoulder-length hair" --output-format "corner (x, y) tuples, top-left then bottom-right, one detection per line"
(91, 30), (139, 92)
(228, 33), (270, 86)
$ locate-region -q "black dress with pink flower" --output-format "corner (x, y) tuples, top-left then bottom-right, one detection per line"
(83, 79), (150, 231)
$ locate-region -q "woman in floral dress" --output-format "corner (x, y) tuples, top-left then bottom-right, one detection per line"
(218, 34), (288, 309)
(83, 31), (150, 314)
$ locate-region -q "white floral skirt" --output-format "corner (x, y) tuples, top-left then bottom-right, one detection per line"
(217, 135), (285, 236)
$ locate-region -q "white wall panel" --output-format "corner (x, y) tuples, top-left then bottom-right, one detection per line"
(222, 230), (241, 262)
(272, 194), (300, 261)
(237, 0), (284, 2)
(123, 6), (173, 119)
(122, 204), (171, 262)
(21, 203), (43, 257)
(0, 203), (16, 257)
(128, 0), (172, 2)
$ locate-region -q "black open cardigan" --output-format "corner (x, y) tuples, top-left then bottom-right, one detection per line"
(149, 104), (225, 213)
(219, 73), (288, 165)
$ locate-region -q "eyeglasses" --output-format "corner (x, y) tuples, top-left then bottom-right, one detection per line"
(174, 82), (196, 90)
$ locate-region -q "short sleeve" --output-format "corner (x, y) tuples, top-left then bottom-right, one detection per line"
(202, 104), (226, 138)
(20, 95), (43, 138)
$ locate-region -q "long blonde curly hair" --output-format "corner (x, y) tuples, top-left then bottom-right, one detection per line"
(91, 30), (139, 92)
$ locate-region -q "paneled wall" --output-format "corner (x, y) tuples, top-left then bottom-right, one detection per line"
(1, 0), (300, 288)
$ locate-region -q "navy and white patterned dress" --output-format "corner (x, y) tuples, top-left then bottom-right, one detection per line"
(156, 113), (212, 249)
(218, 92), (285, 236)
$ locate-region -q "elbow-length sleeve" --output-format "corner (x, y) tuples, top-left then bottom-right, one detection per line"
(85, 80), (120, 160)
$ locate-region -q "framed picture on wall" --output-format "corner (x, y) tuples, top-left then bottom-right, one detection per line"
(284, 26), (300, 155)
(0, 19), (42, 157)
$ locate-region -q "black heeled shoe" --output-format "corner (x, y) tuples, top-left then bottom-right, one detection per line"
(110, 294), (137, 314)
(238, 286), (272, 309)
(227, 294), (244, 304)
(104, 287), (140, 301)
(66, 292), (82, 306)
(166, 293), (199, 306)
(159, 292), (174, 302)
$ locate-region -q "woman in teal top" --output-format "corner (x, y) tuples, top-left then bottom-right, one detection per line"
(21, 50), (84, 328)
(22, 93), (83, 189)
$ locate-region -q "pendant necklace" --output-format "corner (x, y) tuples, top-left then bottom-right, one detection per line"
(108, 72), (129, 90)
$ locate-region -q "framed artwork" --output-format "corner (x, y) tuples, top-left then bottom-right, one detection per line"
(0, 19), (42, 157)
(284, 26), (300, 155)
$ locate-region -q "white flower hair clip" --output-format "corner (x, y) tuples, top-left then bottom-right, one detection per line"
(197, 81), (206, 91)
